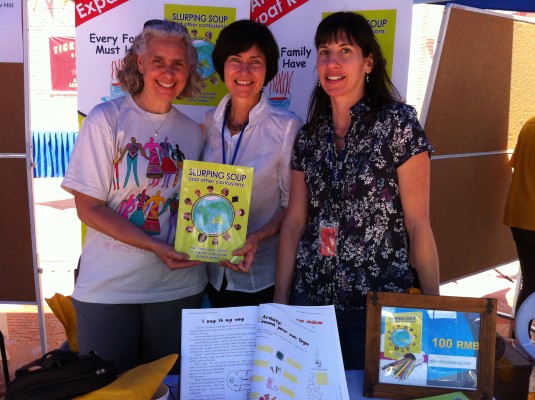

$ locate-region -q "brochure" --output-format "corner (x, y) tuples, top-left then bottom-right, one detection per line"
(415, 392), (470, 400)
(180, 303), (350, 400)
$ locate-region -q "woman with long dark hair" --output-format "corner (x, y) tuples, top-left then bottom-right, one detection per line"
(274, 12), (439, 370)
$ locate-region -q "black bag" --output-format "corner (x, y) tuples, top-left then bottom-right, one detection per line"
(5, 350), (117, 400)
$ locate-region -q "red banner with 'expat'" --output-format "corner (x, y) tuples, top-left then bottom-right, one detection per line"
(251, 0), (309, 27)
(75, 0), (129, 27)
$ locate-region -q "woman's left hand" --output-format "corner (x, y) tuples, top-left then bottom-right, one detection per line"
(152, 240), (203, 270)
(218, 233), (259, 273)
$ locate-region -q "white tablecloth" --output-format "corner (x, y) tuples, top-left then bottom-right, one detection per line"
(164, 372), (492, 399)
(164, 370), (386, 399)
(346, 370), (386, 399)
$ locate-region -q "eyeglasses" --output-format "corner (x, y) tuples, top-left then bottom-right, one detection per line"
(143, 19), (188, 34)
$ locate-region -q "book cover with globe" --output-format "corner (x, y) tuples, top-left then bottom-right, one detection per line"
(383, 310), (423, 361)
(174, 160), (253, 263)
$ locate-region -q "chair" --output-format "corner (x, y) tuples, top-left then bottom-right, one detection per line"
(1, 330), (9, 384)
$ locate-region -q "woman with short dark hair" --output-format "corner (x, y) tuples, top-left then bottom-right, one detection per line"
(203, 19), (302, 307)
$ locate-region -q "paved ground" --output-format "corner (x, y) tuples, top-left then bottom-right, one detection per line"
(1, 177), (534, 398)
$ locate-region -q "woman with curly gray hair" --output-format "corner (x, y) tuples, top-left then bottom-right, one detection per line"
(62, 19), (205, 374)
(118, 19), (201, 99)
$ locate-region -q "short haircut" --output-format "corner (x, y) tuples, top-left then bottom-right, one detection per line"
(212, 19), (279, 86)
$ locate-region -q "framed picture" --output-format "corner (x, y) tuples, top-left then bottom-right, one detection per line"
(364, 291), (496, 400)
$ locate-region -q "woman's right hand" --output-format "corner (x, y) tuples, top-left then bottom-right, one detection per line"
(73, 190), (202, 270)
(217, 233), (260, 273)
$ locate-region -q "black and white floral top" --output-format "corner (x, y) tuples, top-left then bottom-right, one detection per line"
(291, 99), (433, 311)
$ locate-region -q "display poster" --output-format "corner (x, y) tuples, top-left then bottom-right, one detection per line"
(164, 4), (234, 108)
(379, 307), (480, 390)
(174, 160), (253, 263)
(253, 0), (413, 121)
(74, 0), (249, 123)
(49, 37), (77, 92)
(0, 0), (23, 63)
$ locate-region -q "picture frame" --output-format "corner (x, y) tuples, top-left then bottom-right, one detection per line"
(363, 291), (496, 400)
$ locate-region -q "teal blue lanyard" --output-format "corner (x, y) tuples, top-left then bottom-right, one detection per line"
(326, 130), (347, 206)
(221, 105), (248, 165)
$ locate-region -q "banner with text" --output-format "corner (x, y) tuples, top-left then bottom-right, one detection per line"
(258, 0), (412, 121)
(75, 0), (411, 124)
(75, 0), (249, 123)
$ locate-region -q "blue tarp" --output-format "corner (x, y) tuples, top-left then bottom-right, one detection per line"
(414, 0), (535, 12)
(32, 131), (78, 178)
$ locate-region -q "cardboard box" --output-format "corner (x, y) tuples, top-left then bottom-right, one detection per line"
(494, 337), (533, 400)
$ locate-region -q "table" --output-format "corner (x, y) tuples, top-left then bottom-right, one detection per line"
(165, 372), (496, 399)
(163, 370), (386, 400)
(346, 370), (386, 399)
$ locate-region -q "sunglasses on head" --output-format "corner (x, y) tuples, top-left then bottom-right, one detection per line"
(143, 19), (188, 34)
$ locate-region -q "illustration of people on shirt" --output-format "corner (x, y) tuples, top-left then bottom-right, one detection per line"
(112, 145), (122, 190)
(144, 137), (164, 187)
(172, 144), (185, 187)
(159, 192), (180, 243)
(119, 137), (148, 188)
(142, 189), (165, 235)
(128, 189), (149, 228)
(118, 193), (136, 219)
(159, 136), (178, 189)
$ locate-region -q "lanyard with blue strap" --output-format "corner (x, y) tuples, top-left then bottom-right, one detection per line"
(319, 128), (348, 258)
(326, 130), (348, 211)
(221, 102), (248, 165)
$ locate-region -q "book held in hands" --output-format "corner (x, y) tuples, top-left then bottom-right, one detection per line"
(174, 160), (253, 263)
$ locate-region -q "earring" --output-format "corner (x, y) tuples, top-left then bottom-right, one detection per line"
(366, 74), (369, 83)
(318, 80), (321, 87)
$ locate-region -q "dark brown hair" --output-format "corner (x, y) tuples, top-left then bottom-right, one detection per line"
(307, 12), (402, 133)
(212, 19), (279, 86)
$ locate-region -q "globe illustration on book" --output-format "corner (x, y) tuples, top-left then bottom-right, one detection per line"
(192, 38), (216, 80)
(391, 328), (412, 349)
(192, 195), (234, 235)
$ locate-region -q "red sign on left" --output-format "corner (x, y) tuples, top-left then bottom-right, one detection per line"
(49, 37), (77, 92)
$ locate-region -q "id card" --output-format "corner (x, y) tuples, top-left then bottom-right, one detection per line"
(319, 220), (338, 257)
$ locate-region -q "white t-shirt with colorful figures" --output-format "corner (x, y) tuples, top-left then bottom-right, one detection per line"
(62, 94), (206, 304)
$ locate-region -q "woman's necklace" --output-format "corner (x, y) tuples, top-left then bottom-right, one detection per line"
(225, 119), (247, 133)
(224, 101), (248, 135)
(144, 110), (170, 137)
(333, 133), (346, 142)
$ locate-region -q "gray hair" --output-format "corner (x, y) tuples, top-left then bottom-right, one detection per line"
(117, 20), (201, 99)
